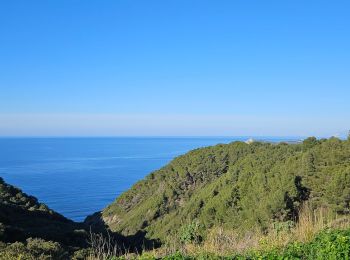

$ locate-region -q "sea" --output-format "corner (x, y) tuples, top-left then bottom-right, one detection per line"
(0, 137), (301, 222)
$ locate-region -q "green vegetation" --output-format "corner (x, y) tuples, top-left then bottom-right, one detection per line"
(1, 137), (350, 259)
(0, 177), (95, 259)
(158, 228), (350, 259)
(0, 177), (88, 247)
(179, 221), (201, 244)
(0, 238), (68, 260)
(99, 137), (350, 246)
(255, 229), (350, 259)
(0, 178), (129, 259)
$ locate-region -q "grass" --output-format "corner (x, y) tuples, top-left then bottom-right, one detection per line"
(83, 203), (350, 259)
(0, 205), (349, 259)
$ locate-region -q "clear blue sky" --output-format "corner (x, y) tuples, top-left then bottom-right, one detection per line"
(0, 1), (349, 137)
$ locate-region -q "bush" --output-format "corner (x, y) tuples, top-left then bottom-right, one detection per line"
(250, 229), (350, 259)
(0, 238), (68, 260)
(179, 221), (202, 244)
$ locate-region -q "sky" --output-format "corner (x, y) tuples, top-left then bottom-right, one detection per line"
(0, 1), (349, 137)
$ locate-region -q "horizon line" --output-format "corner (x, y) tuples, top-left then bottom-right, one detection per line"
(0, 135), (311, 139)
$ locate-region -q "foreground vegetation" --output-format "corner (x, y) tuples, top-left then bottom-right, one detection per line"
(149, 204), (350, 259)
(1, 136), (350, 259)
(1, 211), (350, 259)
(158, 228), (350, 259)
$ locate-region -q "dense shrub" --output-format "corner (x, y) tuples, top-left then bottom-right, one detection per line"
(0, 238), (68, 260)
(250, 229), (350, 259)
(179, 221), (202, 244)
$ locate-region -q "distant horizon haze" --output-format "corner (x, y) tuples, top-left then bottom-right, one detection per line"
(0, 113), (348, 138)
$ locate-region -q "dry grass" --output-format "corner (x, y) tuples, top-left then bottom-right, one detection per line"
(188, 203), (350, 256)
(87, 204), (350, 259)
(293, 204), (334, 243)
(86, 229), (124, 260)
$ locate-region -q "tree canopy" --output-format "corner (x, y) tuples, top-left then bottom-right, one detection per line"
(98, 138), (350, 243)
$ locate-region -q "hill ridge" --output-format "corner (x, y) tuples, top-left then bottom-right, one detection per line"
(87, 137), (350, 244)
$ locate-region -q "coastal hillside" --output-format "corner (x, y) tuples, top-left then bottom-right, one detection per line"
(96, 137), (350, 244)
(0, 137), (350, 259)
(0, 177), (88, 247)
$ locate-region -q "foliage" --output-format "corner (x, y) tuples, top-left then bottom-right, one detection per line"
(179, 221), (201, 244)
(0, 177), (50, 212)
(0, 178), (131, 258)
(249, 228), (350, 259)
(100, 138), (350, 244)
(136, 228), (350, 259)
(2, 137), (350, 259)
(0, 177), (89, 248)
(0, 238), (68, 260)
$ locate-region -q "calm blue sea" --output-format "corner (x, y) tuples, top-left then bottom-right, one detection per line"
(0, 137), (300, 221)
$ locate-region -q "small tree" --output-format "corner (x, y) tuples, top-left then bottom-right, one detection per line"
(303, 137), (318, 150)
